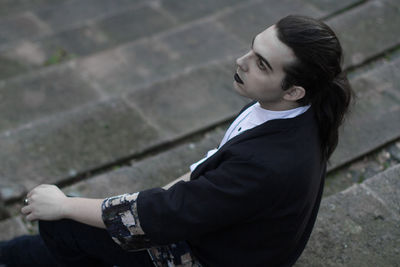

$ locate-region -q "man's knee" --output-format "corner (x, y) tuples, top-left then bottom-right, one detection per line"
(39, 219), (56, 237)
(40, 219), (109, 244)
(39, 219), (74, 240)
(39, 219), (60, 233)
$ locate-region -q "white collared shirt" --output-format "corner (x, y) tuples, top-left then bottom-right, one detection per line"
(190, 102), (311, 172)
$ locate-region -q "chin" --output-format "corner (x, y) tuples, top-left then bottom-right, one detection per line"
(233, 81), (246, 96)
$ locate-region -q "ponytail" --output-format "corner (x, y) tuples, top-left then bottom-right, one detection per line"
(313, 73), (352, 159)
(276, 15), (354, 160)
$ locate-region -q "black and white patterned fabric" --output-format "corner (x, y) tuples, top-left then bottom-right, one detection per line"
(102, 193), (202, 267)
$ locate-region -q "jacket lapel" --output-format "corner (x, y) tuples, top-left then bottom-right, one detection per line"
(190, 106), (315, 180)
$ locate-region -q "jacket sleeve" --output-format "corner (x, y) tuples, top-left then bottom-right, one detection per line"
(101, 192), (158, 251)
(102, 153), (280, 251)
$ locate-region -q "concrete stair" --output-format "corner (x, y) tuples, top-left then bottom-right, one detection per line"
(295, 164), (400, 266)
(1, 0), (399, 201)
(0, 0), (400, 265)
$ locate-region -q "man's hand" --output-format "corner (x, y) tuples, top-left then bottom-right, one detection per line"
(21, 184), (68, 221)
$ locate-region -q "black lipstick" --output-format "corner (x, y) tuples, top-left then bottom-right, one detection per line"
(234, 73), (244, 84)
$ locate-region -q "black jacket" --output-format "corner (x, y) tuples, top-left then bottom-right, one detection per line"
(137, 104), (326, 266)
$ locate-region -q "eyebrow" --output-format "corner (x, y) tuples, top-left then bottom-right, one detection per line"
(251, 36), (274, 72)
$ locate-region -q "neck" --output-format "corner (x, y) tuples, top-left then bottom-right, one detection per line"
(258, 101), (300, 111)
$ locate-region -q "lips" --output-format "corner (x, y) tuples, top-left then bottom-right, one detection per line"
(234, 73), (244, 84)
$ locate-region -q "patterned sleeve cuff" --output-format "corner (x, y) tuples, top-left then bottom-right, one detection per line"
(101, 192), (155, 251)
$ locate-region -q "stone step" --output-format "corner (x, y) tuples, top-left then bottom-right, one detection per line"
(0, 0), (361, 80)
(326, 0), (400, 69)
(0, 97), (164, 200)
(0, 157), (398, 267)
(0, 64), (246, 201)
(1, 47), (400, 202)
(0, 0), (70, 18)
(3, 46), (400, 203)
(0, 0), (360, 51)
(0, 3), (177, 80)
(215, 0), (325, 43)
(0, 0), (249, 80)
(324, 138), (400, 198)
(3, 145), (399, 243)
(329, 52), (400, 170)
(0, 0), (394, 132)
(0, 0), (391, 136)
(30, 132), (400, 211)
(295, 164), (400, 266)
(1, 0), (400, 204)
(0, 125), (227, 238)
(0, 216), (29, 241)
(75, 19), (245, 96)
(0, 62), (103, 133)
(0, 0), (146, 49)
(62, 127), (227, 198)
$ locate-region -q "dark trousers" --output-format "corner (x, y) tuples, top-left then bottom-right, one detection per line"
(1, 219), (154, 267)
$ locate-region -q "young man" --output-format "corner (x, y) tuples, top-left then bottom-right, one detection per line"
(1, 15), (352, 266)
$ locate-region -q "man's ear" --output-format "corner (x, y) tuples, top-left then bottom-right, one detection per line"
(283, 86), (305, 101)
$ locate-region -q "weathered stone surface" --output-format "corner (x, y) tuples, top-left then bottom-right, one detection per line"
(160, 0), (242, 22)
(296, 173), (400, 266)
(5, 5), (176, 68)
(363, 164), (400, 215)
(217, 0), (325, 43)
(323, 141), (400, 197)
(1, 3), (172, 69)
(0, 192), (9, 220)
(0, 55), (28, 80)
(329, 56), (400, 170)
(1, 40), (47, 67)
(79, 20), (243, 94)
(0, 216), (29, 241)
(388, 140), (400, 162)
(126, 64), (247, 137)
(97, 5), (175, 44)
(326, 0), (400, 68)
(63, 126), (226, 197)
(323, 150), (398, 198)
(302, 0), (363, 14)
(158, 21), (241, 66)
(0, 0), (65, 17)
(75, 47), (129, 92)
(119, 20), (243, 91)
(0, 11), (51, 45)
(389, 0), (400, 9)
(0, 98), (161, 201)
(0, 64), (100, 132)
(324, 169), (359, 198)
(4, 33), (110, 69)
(0, 183), (25, 202)
(38, 24), (111, 61)
(34, 0), (140, 32)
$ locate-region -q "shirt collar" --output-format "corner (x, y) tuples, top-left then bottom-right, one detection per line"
(248, 102), (311, 125)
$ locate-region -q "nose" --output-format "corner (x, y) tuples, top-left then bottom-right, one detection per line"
(236, 51), (250, 72)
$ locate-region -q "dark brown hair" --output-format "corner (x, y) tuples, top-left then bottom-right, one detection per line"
(276, 15), (353, 160)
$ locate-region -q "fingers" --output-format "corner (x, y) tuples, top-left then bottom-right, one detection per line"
(22, 184), (60, 222)
(21, 205), (32, 215)
(26, 213), (36, 222)
(21, 204), (36, 221)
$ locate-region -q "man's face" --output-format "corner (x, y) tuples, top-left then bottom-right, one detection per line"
(234, 25), (297, 110)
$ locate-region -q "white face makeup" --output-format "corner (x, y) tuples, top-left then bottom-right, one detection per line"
(234, 25), (299, 111)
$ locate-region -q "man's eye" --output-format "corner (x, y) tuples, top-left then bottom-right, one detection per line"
(257, 59), (266, 70)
